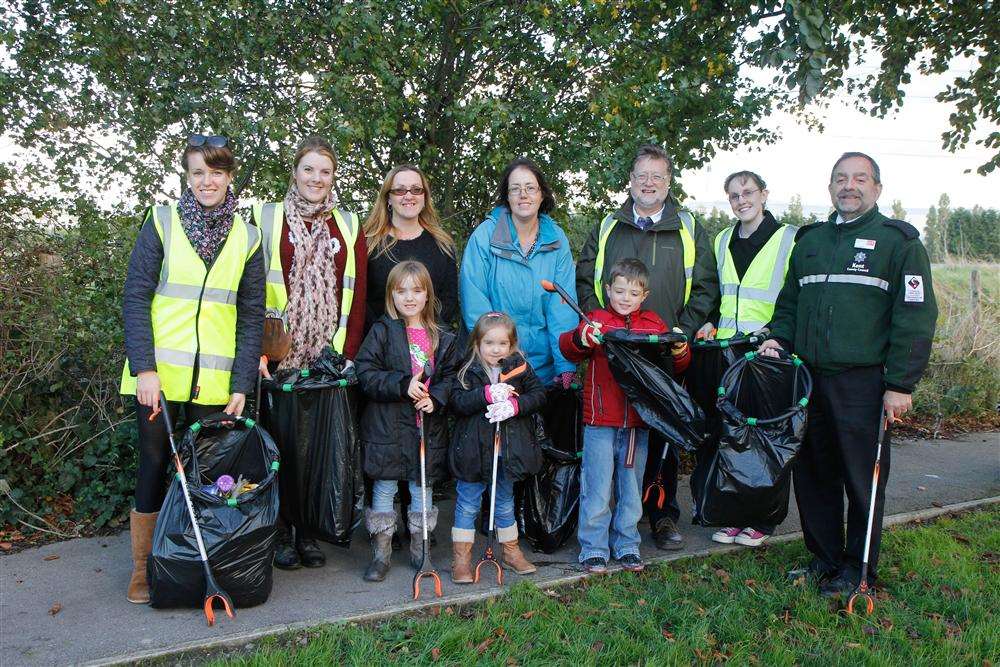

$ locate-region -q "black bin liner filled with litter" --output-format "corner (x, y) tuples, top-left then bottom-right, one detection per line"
(149, 414), (280, 609)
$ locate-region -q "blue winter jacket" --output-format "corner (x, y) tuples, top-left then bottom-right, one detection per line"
(460, 206), (578, 384)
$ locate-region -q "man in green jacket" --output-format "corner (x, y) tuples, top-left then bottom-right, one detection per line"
(761, 152), (937, 597)
(575, 143), (719, 550)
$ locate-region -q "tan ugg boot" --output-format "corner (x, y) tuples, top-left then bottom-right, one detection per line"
(126, 510), (158, 604)
(497, 524), (536, 574)
(451, 527), (475, 584)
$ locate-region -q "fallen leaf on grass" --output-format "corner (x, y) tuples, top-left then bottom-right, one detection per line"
(429, 605), (441, 617)
(780, 608), (791, 624)
(880, 619), (894, 631)
(520, 610), (537, 620)
(476, 637), (494, 654)
(791, 575), (806, 587)
(863, 625), (878, 636)
(445, 606), (454, 615)
(0, 542), (11, 551)
(979, 552), (1000, 565)
(906, 628), (920, 639)
(744, 578), (757, 589)
(43, 554), (59, 561)
(714, 568), (731, 585)
(494, 627), (507, 639)
(430, 648), (441, 661)
(49, 603), (62, 616)
(661, 627), (675, 641)
(590, 641), (604, 653)
(637, 598), (647, 606)
(931, 501), (943, 508)
(950, 533), (970, 544)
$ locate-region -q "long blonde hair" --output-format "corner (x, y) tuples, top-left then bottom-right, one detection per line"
(288, 136), (337, 189)
(364, 164), (456, 260)
(384, 260), (441, 356)
(457, 312), (521, 388)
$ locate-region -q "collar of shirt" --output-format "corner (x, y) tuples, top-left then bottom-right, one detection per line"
(632, 204), (664, 226)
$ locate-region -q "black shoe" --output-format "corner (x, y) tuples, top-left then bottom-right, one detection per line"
(652, 518), (684, 551)
(787, 558), (837, 583)
(618, 553), (645, 572)
(273, 528), (301, 570)
(582, 557), (608, 573)
(297, 537), (326, 568)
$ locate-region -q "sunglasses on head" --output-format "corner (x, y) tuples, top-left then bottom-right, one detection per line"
(187, 134), (229, 148)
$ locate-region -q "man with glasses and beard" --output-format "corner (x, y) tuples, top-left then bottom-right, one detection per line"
(575, 143), (719, 551)
(760, 152), (937, 597)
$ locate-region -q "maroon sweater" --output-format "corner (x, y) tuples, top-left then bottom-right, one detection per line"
(279, 215), (368, 360)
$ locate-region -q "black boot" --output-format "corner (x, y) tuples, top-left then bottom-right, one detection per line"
(297, 535), (326, 568)
(273, 524), (301, 570)
(364, 510), (397, 582)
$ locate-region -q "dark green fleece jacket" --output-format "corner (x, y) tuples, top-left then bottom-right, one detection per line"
(768, 206), (937, 393)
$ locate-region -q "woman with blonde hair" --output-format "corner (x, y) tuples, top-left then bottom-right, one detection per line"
(253, 135), (368, 569)
(364, 164), (458, 331)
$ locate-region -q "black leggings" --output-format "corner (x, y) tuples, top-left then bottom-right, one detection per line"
(134, 400), (223, 512)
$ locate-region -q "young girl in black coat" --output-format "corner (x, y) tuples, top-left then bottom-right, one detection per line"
(355, 260), (460, 582)
(448, 312), (546, 584)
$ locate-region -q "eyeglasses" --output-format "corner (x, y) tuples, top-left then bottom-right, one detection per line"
(188, 134), (228, 148)
(388, 186), (426, 196)
(728, 189), (761, 203)
(508, 185), (540, 197)
(631, 172), (669, 184)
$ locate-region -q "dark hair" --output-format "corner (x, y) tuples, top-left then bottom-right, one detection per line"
(181, 144), (236, 174)
(831, 152), (881, 184)
(494, 157), (556, 215)
(631, 143), (673, 177)
(607, 258), (650, 290)
(723, 170), (767, 193)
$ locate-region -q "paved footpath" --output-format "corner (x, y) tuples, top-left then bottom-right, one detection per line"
(2, 432), (997, 666)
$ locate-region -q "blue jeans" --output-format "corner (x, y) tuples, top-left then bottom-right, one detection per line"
(578, 425), (649, 561)
(454, 462), (516, 531)
(371, 479), (430, 514)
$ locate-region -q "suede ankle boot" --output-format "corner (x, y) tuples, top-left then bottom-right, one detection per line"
(126, 510), (158, 604)
(497, 524), (536, 575)
(451, 527), (475, 584)
(363, 510), (397, 582)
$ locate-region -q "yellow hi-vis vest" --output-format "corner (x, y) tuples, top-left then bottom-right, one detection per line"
(713, 223), (797, 339)
(252, 202), (359, 354)
(120, 204), (261, 405)
(593, 210), (697, 307)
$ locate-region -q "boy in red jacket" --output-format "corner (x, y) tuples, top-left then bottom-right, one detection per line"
(559, 258), (690, 573)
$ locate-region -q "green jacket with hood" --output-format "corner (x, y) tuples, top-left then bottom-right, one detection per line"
(575, 195), (719, 337)
(768, 206), (937, 393)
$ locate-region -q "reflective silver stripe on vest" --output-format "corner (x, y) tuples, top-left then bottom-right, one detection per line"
(799, 274), (890, 291)
(338, 313), (350, 328)
(342, 275), (356, 289)
(336, 209), (356, 236)
(245, 222), (260, 258)
(716, 226), (734, 277)
(679, 210), (695, 237)
(718, 316), (768, 332)
(684, 267), (693, 278)
(719, 284), (739, 296)
(260, 203), (278, 272)
(156, 205), (173, 285)
(155, 283), (238, 305)
(266, 268), (284, 285)
(718, 224), (795, 302)
(198, 352), (235, 371)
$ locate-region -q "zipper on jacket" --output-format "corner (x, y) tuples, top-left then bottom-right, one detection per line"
(814, 224), (844, 361)
(826, 305), (833, 347)
(623, 313), (632, 428)
(189, 262), (215, 400)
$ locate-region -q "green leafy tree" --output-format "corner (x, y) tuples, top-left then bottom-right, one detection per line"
(946, 207), (1000, 261)
(890, 199), (907, 221)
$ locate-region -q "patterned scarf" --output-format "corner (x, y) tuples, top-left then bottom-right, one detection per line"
(177, 187), (238, 263)
(279, 182), (340, 370)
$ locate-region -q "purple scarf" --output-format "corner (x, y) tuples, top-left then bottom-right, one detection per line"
(177, 187), (238, 263)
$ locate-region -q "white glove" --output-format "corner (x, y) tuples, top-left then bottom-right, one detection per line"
(486, 382), (515, 403)
(485, 399), (517, 423)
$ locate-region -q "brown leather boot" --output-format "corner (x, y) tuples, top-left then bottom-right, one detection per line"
(497, 524), (536, 575)
(127, 510), (158, 604)
(451, 527), (475, 584)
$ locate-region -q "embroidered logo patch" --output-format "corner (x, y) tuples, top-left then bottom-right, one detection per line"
(904, 275), (924, 303)
(847, 251), (869, 273)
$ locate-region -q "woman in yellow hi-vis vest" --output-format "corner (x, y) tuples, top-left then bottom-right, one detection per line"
(692, 170), (796, 548)
(120, 136), (265, 603)
(252, 135), (368, 570)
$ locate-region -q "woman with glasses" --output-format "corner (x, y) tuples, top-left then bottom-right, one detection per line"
(460, 157), (577, 387)
(120, 134), (265, 603)
(363, 165), (458, 331)
(692, 170), (798, 548)
(252, 135), (369, 570)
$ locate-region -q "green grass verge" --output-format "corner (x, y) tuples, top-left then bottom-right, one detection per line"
(214, 508), (999, 666)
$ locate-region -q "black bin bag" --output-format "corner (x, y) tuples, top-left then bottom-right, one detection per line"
(517, 386), (583, 553)
(602, 329), (705, 452)
(692, 351), (812, 527)
(148, 414), (280, 609)
(261, 349), (363, 546)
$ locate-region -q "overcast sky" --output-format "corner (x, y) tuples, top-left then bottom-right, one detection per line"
(682, 64), (999, 232)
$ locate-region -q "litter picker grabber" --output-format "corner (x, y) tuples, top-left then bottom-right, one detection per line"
(474, 360), (528, 585)
(155, 391), (235, 626)
(540, 279), (596, 326)
(413, 364), (443, 600)
(641, 436), (672, 509)
(847, 408), (889, 616)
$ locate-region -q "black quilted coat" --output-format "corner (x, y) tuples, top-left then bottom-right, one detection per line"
(355, 315), (461, 482)
(448, 353), (546, 483)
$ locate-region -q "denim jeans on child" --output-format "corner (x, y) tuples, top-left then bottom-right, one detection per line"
(371, 479), (430, 514)
(454, 460), (516, 531)
(578, 425), (649, 562)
